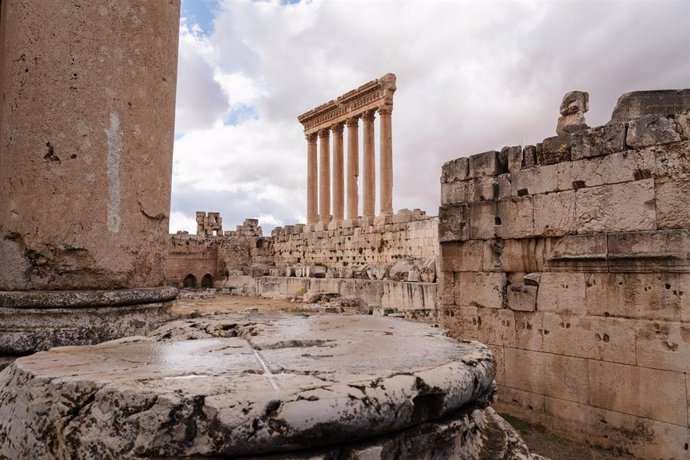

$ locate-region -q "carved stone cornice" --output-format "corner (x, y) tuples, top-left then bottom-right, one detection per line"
(298, 73), (396, 135)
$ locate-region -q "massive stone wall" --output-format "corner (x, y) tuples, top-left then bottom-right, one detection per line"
(272, 210), (438, 271)
(438, 90), (690, 458)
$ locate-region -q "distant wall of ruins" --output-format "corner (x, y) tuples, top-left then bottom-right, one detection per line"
(165, 217), (272, 289)
(438, 92), (690, 458)
(271, 211), (438, 270)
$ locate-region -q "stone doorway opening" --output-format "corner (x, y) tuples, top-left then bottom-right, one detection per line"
(183, 274), (197, 288)
(201, 274), (214, 288)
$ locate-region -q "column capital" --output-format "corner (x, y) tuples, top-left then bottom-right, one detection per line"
(378, 105), (393, 116)
(318, 128), (330, 138)
(305, 132), (317, 142)
(345, 116), (360, 128)
(331, 122), (344, 134)
(362, 110), (376, 122)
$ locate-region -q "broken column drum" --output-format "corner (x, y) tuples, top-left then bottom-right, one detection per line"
(0, 0), (182, 354)
(298, 73), (397, 227)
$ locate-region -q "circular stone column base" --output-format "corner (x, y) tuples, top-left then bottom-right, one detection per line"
(0, 287), (178, 355)
(0, 313), (514, 459)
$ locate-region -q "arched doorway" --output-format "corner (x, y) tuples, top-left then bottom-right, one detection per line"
(201, 273), (214, 288)
(183, 274), (197, 288)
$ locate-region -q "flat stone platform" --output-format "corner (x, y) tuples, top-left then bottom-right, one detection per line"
(0, 314), (503, 458)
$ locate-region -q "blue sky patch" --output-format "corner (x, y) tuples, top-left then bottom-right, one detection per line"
(181, 0), (219, 35)
(223, 104), (259, 126)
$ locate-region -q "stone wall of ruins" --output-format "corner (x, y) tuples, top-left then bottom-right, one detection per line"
(165, 217), (272, 291)
(438, 91), (690, 458)
(271, 210), (438, 275)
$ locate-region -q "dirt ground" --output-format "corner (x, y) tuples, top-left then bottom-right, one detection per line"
(174, 294), (631, 460)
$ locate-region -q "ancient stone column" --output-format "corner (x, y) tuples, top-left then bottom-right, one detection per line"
(379, 107), (393, 216)
(318, 128), (331, 225)
(306, 133), (318, 224)
(0, 0), (181, 354)
(362, 111), (376, 219)
(332, 123), (345, 224)
(346, 117), (360, 222)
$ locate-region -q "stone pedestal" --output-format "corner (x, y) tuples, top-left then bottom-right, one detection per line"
(0, 0), (181, 353)
(0, 313), (511, 458)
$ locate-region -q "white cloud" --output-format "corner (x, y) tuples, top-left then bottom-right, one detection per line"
(171, 0), (690, 233)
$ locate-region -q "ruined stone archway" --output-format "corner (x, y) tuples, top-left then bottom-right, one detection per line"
(201, 274), (214, 288)
(183, 274), (197, 289)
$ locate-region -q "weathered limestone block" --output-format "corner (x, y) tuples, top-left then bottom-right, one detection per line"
(545, 234), (607, 272)
(513, 311), (544, 351)
(388, 259), (419, 282)
(504, 347), (589, 403)
(468, 150), (502, 178)
(606, 229), (690, 272)
(566, 147), (655, 190)
(500, 145), (523, 173)
(556, 91), (589, 136)
(476, 308), (516, 347)
(419, 258), (437, 283)
(540, 313), (636, 365)
(455, 272), (506, 309)
(438, 204), (469, 242)
(483, 238), (556, 274)
(0, 314), (500, 459)
(626, 114), (682, 148)
(588, 360), (688, 426)
(655, 140), (690, 178)
(440, 157), (469, 183)
(535, 273), (586, 315)
(510, 163), (561, 196)
(636, 321), (690, 373)
(571, 123), (626, 160)
(575, 180), (656, 233)
(522, 145), (537, 169)
(585, 273), (690, 322)
(440, 241), (484, 273)
(494, 385), (546, 423)
(533, 191), (576, 237)
(469, 202), (498, 240)
(496, 196), (534, 239)
(537, 135), (572, 165)
(656, 177), (690, 229)
(610, 89), (690, 123)
(540, 394), (690, 459)
(439, 271), (456, 306)
(506, 285), (537, 312)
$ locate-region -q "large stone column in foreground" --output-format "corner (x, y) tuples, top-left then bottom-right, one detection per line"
(0, 0), (181, 354)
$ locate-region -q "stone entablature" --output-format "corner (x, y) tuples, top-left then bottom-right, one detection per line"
(438, 90), (690, 458)
(298, 74), (396, 134)
(299, 74), (397, 226)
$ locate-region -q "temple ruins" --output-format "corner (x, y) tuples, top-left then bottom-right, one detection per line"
(299, 73), (396, 227)
(1, 0), (689, 458)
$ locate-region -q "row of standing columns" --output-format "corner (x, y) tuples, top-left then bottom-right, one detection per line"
(306, 107), (393, 226)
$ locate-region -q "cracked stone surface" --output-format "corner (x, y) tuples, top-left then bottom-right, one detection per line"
(0, 313), (500, 458)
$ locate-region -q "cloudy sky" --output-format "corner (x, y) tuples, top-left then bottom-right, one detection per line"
(170, 0), (690, 234)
